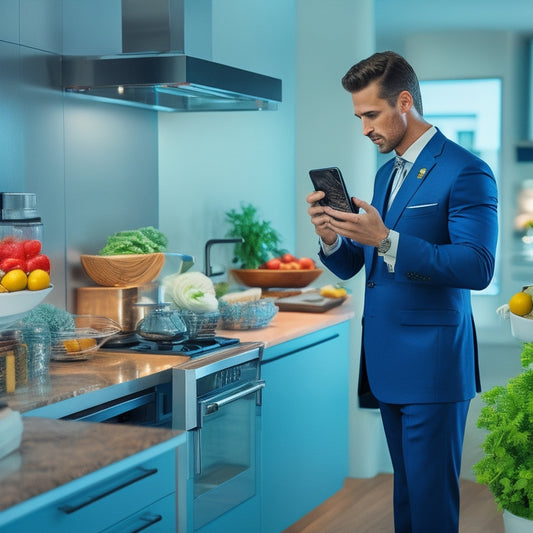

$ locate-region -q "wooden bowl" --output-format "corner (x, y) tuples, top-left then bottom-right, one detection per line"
(230, 268), (323, 289)
(80, 253), (166, 287)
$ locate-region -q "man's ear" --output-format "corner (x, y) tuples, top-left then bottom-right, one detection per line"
(397, 90), (413, 113)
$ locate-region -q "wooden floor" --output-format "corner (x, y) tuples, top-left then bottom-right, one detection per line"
(284, 474), (504, 533)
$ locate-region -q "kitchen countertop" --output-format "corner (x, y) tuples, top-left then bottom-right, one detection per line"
(0, 303), (355, 415)
(0, 417), (184, 517)
(218, 302), (355, 346)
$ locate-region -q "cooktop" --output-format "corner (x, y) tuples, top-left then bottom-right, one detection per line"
(102, 335), (240, 357)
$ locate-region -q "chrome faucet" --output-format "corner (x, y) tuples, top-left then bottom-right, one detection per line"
(204, 238), (244, 277)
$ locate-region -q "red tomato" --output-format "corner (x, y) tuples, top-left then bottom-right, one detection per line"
(0, 257), (26, 273)
(266, 258), (282, 270)
(298, 257), (315, 270)
(281, 253), (297, 264)
(0, 237), (25, 261)
(23, 239), (42, 258)
(279, 262), (292, 270)
(26, 254), (51, 274)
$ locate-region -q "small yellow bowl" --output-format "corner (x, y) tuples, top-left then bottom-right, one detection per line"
(80, 253), (165, 287)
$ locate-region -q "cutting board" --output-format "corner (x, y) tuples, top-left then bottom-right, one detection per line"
(275, 293), (346, 313)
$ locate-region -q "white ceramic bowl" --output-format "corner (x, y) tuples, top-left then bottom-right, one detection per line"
(0, 285), (54, 328)
(510, 312), (533, 342)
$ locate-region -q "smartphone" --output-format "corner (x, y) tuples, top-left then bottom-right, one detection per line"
(309, 167), (358, 214)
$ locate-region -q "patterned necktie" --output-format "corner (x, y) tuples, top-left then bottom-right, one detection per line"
(387, 156), (406, 210)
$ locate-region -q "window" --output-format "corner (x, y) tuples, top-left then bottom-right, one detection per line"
(420, 78), (502, 295)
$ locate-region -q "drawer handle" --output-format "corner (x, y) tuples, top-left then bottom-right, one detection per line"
(58, 467), (158, 514)
(130, 512), (163, 532)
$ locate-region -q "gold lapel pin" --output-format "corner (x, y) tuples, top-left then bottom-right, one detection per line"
(417, 168), (427, 179)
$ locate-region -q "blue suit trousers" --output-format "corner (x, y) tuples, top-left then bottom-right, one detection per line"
(378, 400), (470, 533)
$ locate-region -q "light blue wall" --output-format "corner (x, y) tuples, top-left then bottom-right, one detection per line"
(158, 0), (297, 274)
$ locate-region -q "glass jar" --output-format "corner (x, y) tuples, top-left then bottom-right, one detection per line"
(0, 329), (27, 393)
(21, 323), (51, 380)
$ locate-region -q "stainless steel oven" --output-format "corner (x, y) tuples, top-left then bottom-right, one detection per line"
(172, 342), (264, 532)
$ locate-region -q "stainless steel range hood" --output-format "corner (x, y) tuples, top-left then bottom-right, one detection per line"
(61, 0), (282, 112)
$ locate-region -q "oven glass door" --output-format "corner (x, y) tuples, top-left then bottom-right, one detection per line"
(192, 381), (264, 530)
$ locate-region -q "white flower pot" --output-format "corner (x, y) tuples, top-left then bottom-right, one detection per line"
(503, 510), (533, 533)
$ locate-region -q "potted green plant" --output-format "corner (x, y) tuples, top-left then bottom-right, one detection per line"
(225, 203), (283, 269)
(473, 343), (533, 532)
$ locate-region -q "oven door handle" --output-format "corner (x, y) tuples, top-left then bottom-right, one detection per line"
(204, 380), (265, 415)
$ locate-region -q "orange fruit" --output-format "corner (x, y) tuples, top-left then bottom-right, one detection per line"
(1, 269), (28, 291)
(509, 292), (533, 316)
(27, 269), (50, 291)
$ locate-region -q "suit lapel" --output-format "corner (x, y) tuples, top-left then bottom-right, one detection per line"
(384, 132), (445, 228)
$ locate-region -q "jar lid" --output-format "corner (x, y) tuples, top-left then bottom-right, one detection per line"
(0, 193), (39, 221)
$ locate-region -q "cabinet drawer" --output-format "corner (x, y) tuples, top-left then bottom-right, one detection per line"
(101, 493), (176, 533)
(8, 449), (176, 533)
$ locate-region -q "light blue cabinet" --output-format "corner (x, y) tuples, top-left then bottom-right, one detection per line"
(261, 321), (350, 533)
(1, 446), (178, 533)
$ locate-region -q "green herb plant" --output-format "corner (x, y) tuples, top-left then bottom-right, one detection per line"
(225, 203), (283, 269)
(473, 343), (533, 520)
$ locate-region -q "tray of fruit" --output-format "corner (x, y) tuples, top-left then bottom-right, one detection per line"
(0, 237), (52, 326)
(230, 254), (322, 288)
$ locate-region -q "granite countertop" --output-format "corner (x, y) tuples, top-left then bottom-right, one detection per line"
(0, 417), (184, 516)
(0, 351), (189, 415)
(0, 304), (354, 415)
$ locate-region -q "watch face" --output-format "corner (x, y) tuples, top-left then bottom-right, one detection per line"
(378, 238), (391, 253)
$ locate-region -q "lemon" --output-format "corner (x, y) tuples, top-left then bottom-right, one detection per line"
(320, 284), (348, 299)
(509, 291), (533, 316)
(1, 269), (28, 292)
(27, 269), (50, 291)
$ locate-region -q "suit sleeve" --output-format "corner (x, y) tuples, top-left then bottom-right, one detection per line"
(319, 237), (365, 280)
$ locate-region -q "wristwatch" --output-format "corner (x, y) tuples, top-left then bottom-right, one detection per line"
(377, 230), (391, 254)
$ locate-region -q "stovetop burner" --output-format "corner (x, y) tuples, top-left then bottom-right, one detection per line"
(102, 335), (240, 357)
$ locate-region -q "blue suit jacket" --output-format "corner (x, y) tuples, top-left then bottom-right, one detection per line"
(320, 129), (498, 407)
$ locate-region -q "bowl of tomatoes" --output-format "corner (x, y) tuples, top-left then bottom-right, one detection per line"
(230, 254), (322, 289)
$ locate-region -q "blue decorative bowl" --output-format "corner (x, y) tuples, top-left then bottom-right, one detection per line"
(219, 299), (278, 330)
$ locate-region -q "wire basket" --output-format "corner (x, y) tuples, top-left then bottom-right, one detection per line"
(180, 309), (220, 339)
(219, 299), (278, 330)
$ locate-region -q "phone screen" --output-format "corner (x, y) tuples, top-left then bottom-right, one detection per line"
(309, 167), (358, 214)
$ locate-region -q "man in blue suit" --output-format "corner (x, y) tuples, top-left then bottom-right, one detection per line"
(306, 51), (498, 533)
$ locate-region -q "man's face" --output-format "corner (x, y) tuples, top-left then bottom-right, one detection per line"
(351, 81), (407, 154)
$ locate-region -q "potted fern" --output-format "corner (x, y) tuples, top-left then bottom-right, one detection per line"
(473, 343), (533, 532)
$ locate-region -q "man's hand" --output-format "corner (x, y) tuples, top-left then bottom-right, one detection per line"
(314, 196), (389, 247)
(306, 191), (339, 245)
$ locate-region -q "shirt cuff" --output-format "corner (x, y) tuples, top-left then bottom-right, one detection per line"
(379, 230), (399, 272)
(320, 236), (341, 256)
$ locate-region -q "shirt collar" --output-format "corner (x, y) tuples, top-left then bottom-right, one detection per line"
(396, 125), (437, 166)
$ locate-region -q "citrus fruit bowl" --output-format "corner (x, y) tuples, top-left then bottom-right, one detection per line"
(0, 285), (54, 328)
(51, 315), (121, 361)
(510, 312), (533, 342)
(230, 268), (322, 289)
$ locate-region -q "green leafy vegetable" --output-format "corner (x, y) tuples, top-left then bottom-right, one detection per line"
(473, 345), (533, 520)
(99, 226), (168, 256)
(225, 203), (283, 269)
(162, 271), (218, 312)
